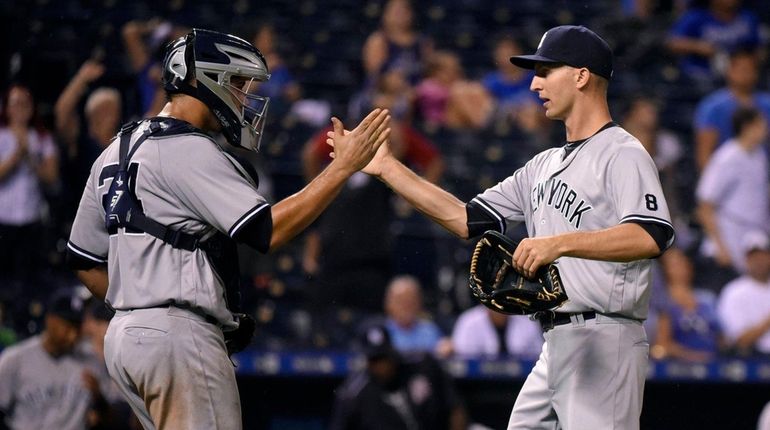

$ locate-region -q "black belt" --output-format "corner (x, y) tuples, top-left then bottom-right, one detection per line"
(536, 311), (596, 332)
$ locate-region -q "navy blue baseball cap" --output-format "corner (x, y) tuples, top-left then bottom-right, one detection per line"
(510, 25), (613, 80)
(359, 324), (396, 359)
(47, 290), (85, 325)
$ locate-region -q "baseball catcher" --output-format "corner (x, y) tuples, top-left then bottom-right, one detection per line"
(469, 230), (568, 315)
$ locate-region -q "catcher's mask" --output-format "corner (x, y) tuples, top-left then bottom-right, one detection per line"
(162, 28), (271, 151)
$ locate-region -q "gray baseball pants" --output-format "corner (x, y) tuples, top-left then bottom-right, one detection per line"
(507, 314), (649, 430)
(104, 306), (241, 430)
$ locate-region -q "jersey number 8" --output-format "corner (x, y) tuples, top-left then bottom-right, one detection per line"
(644, 194), (658, 211)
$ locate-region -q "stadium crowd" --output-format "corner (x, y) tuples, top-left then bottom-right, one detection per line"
(2, 0), (770, 425)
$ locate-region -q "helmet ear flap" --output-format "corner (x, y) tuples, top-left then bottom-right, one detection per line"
(163, 33), (196, 91)
(166, 46), (188, 82)
(182, 32), (196, 82)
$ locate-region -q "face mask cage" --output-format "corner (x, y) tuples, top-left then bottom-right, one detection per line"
(223, 76), (270, 151)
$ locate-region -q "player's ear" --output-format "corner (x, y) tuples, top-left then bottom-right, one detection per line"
(574, 67), (591, 89)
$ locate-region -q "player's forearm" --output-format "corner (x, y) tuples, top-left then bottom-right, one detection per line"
(556, 223), (659, 262)
(422, 157), (445, 185)
(269, 161), (352, 250)
(76, 267), (109, 300)
(378, 157), (468, 238)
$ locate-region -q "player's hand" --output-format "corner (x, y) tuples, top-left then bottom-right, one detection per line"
(326, 108), (390, 174)
(361, 133), (396, 177)
(512, 236), (561, 279)
(328, 126), (396, 178)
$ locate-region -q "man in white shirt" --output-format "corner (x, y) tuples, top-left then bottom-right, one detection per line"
(696, 107), (769, 279)
(451, 305), (543, 358)
(716, 230), (770, 356)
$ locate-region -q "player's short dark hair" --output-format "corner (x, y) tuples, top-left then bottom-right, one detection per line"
(732, 106), (762, 136)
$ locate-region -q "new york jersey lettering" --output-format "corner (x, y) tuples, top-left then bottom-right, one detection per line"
(531, 177), (593, 228)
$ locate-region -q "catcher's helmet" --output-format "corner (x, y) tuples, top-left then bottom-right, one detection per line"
(162, 28), (271, 151)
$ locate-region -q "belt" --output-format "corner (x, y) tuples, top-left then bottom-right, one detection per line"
(125, 303), (219, 326)
(535, 311), (596, 332)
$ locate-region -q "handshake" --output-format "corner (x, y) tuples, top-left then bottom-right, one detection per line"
(323, 108), (392, 177)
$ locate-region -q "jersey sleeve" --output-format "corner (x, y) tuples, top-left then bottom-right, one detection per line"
(67, 158), (110, 269)
(608, 144), (675, 250)
(158, 138), (272, 251)
(469, 162), (532, 236)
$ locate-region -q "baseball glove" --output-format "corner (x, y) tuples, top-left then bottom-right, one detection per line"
(469, 230), (568, 315)
(224, 313), (256, 355)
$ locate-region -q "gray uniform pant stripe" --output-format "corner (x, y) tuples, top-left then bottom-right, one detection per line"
(508, 317), (648, 430)
(104, 307), (242, 430)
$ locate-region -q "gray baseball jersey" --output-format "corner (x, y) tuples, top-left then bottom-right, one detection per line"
(473, 125), (674, 320)
(67, 119), (270, 328)
(469, 124), (673, 430)
(0, 336), (106, 430)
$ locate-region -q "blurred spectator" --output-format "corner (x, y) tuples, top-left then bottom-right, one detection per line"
(450, 305), (543, 359)
(692, 48), (770, 171)
(383, 275), (448, 356)
(481, 35), (541, 129)
(665, 0), (760, 85)
(622, 95), (684, 219)
(651, 249), (723, 362)
(251, 23), (302, 108)
(301, 116), (443, 315)
(414, 50), (494, 130)
(329, 323), (467, 430)
(362, 0), (432, 86)
(0, 84), (59, 289)
(696, 106), (768, 282)
(716, 231), (770, 357)
(122, 19), (187, 117)
(600, 0), (674, 76)
(0, 290), (112, 430)
(54, 60), (122, 221)
(349, 68), (415, 126)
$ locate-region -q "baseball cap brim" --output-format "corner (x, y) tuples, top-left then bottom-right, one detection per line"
(509, 54), (562, 70)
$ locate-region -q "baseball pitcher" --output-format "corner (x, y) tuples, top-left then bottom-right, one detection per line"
(351, 25), (674, 429)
